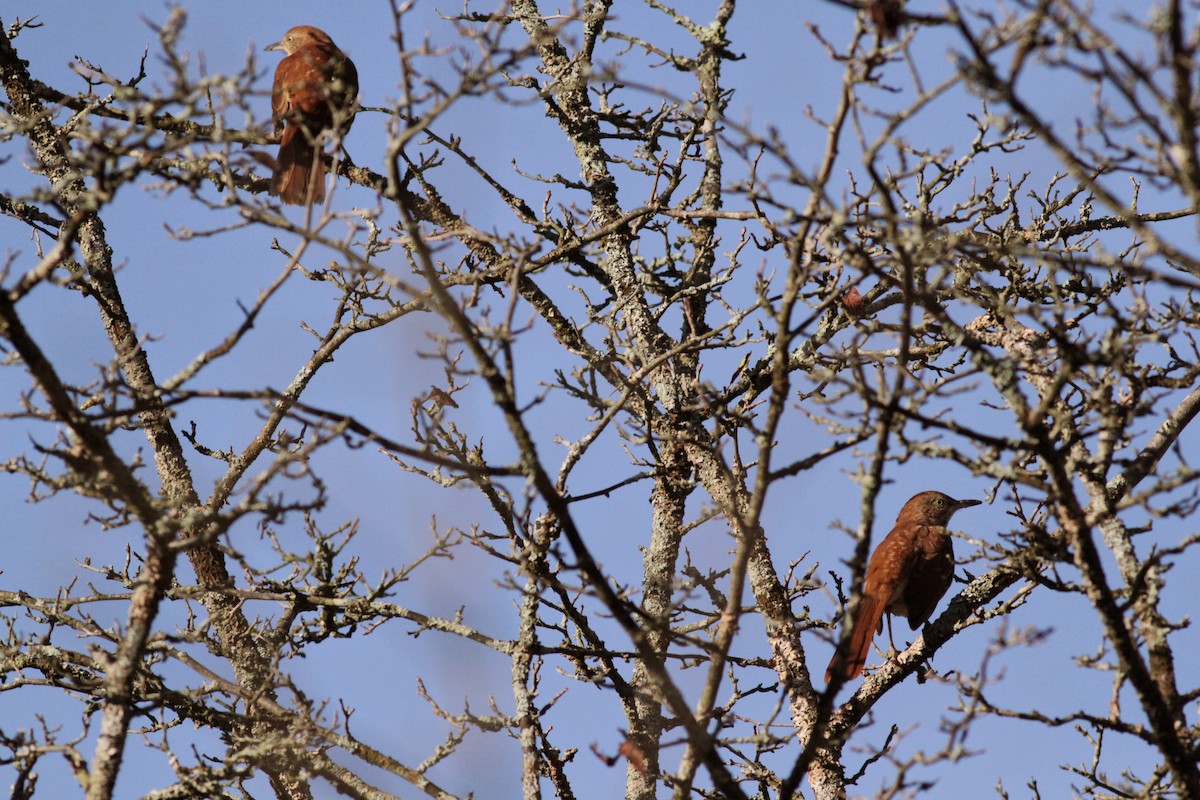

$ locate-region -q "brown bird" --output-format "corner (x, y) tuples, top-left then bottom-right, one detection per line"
(265, 26), (359, 205)
(867, 0), (905, 39)
(825, 491), (981, 682)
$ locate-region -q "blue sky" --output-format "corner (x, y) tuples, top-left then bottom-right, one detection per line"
(2, 2), (1194, 798)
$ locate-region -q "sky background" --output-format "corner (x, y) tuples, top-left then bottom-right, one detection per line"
(1, 1), (1194, 798)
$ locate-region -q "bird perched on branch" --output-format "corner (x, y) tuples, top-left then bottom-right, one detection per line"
(265, 26), (359, 205)
(825, 491), (981, 682)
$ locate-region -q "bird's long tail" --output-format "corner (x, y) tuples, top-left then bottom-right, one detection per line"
(272, 125), (325, 205)
(825, 596), (885, 682)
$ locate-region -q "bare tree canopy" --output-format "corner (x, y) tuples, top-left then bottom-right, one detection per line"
(1, 2), (1199, 799)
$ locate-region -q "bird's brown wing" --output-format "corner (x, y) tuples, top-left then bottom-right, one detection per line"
(274, 47), (342, 130)
(826, 525), (918, 681)
(329, 50), (358, 136)
(901, 525), (954, 630)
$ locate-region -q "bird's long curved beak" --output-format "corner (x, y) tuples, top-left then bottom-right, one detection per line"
(264, 41), (284, 52)
(952, 498), (982, 511)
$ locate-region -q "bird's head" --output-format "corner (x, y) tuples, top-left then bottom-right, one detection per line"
(899, 490), (982, 527)
(265, 26), (337, 56)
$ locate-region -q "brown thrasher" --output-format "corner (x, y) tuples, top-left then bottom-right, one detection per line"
(825, 491), (981, 682)
(265, 26), (359, 205)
